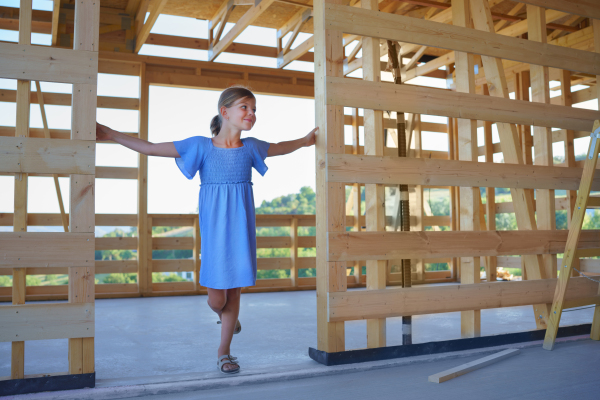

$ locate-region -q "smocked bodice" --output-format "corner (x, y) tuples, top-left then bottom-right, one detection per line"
(199, 143), (253, 185)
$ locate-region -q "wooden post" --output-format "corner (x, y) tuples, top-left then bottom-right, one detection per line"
(314, 0), (346, 353)
(447, 116), (459, 280)
(290, 217), (299, 287)
(68, 0), (98, 375)
(193, 216), (201, 292)
(483, 91), (497, 282)
(591, 18), (600, 342)
(138, 62), (151, 295)
(362, 0), (386, 349)
(453, 0), (481, 338)
(11, 0), (32, 380)
(528, 4), (557, 281)
(351, 108), (362, 285)
(414, 116), (424, 283)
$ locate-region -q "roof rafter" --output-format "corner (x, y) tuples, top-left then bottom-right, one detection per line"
(134, 0), (168, 53)
(208, 0), (277, 62)
(50, 0), (60, 46)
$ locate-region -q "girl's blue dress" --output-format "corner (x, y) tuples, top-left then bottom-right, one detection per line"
(173, 136), (270, 289)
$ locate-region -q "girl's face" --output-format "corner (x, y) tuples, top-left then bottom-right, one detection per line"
(222, 97), (257, 131)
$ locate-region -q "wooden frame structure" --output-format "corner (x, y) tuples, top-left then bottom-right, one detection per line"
(1, 0), (600, 390)
(0, 0), (98, 391)
(314, 0), (600, 354)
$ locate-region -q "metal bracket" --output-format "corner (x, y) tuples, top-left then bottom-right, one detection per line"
(588, 126), (600, 159)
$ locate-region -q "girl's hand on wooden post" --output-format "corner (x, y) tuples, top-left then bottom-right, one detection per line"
(96, 122), (112, 141)
(305, 127), (318, 147)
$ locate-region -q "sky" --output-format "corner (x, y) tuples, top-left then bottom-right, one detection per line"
(0, 0), (598, 231)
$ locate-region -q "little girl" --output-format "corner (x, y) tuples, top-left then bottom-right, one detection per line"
(96, 85), (317, 374)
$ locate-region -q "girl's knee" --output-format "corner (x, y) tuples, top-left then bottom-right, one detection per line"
(207, 291), (227, 310)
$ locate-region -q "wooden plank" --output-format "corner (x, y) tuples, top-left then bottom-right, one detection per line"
(134, 0), (169, 53)
(95, 260), (138, 274)
(151, 214), (196, 226)
(0, 137), (95, 175)
(324, 4), (600, 76)
(326, 78), (599, 133)
(96, 166), (138, 180)
(544, 119), (600, 350)
(327, 229), (600, 261)
(138, 63), (150, 295)
(515, 0), (600, 20)
(257, 257), (293, 270)
(314, 0), (346, 353)
(328, 276), (599, 322)
(327, 154), (600, 191)
(0, 303), (94, 342)
(0, 233), (94, 267)
(152, 281), (195, 292)
(95, 237), (137, 251)
(0, 43), (97, 84)
(429, 349), (520, 383)
(152, 237), (194, 250)
(209, 0), (277, 61)
(151, 259), (194, 272)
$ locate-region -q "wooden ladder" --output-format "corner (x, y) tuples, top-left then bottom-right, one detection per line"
(543, 120), (600, 350)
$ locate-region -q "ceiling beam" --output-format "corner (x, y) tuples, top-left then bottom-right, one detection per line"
(515, 0), (600, 21)
(208, 0), (277, 62)
(134, 0), (168, 53)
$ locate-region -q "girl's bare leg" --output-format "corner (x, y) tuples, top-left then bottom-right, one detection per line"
(207, 287), (242, 372)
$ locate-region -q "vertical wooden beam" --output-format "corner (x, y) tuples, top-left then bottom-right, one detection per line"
(193, 216), (201, 292)
(528, 4), (557, 281)
(448, 116), (459, 280)
(470, 0), (550, 329)
(591, 18), (600, 342)
(51, 0), (61, 46)
(138, 62), (151, 296)
(290, 217), (299, 287)
(351, 108), (361, 285)
(363, 0), (386, 349)
(561, 70), (577, 226)
(69, 0), (98, 375)
(413, 116), (424, 283)
(11, 0), (32, 380)
(483, 88), (496, 282)
(452, 0), (481, 338)
(314, 0), (346, 353)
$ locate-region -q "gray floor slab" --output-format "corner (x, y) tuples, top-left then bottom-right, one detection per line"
(116, 340), (600, 400)
(0, 289), (596, 380)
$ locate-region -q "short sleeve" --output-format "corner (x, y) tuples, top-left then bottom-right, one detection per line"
(173, 136), (206, 180)
(246, 137), (271, 176)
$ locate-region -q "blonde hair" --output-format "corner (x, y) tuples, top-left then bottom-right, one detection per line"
(210, 86), (256, 137)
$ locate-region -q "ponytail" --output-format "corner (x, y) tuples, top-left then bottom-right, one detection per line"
(211, 85), (256, 137)
(210, 114), (222, 137)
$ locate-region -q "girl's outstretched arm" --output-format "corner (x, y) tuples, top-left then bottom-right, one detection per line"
(267, 127), (317, 157)
(97, 123), (180, 157)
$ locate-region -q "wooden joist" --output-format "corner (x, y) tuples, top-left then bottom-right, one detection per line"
(428, 349), (520, 383)
(327, 229), (600, 262)
(0, 137), (95, 175)
(326, 77), (600, 132)
(515, 0), (600, 20)
(0, 232), (95, 268)
(0, 89), (139, 110)
(0, 43), (98, 84)
(327, 154), (600, 191)
(0, 303), (94, 342)
(328, 277), (600, 322)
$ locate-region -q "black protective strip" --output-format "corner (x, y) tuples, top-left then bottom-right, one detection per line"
(0, 372), (95, 396)
(309, 324), (592, 366)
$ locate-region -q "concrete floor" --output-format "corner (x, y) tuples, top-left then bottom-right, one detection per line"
(0, 289), (596, 381)
(118, 340), (600, 400)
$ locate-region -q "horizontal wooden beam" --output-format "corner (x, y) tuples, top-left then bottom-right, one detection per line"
(324, 3), (600, 76)
(145, 33), (314, 63)
(328, 277), (599, 322)
(327, 230), (600, 262)
(327, 154), (599, 191)
(0, 233), (94, 268)
(0, 89), (139, 110)
(0, 303), (94, 342)
(0, 43), (97, 84)
(515, 0), (600, 21)
(326, 77), (600, 132)
(0, 137), (95, 175)
(96, 166), (138, 180)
